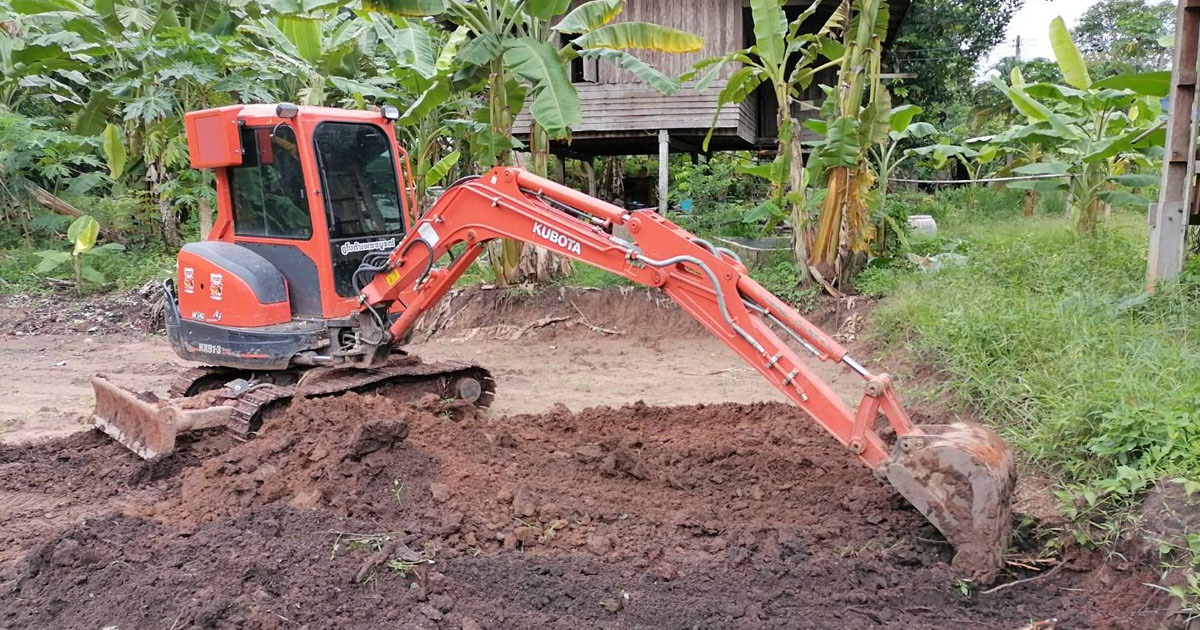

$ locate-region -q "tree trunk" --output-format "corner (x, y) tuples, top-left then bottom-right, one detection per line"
(511, 123), (573, 284)
(810, 165), (873, 288)
(156, 172), (181, 249)
(198, 197), (214, 239)
(812, 166), (849, 279)
(29, 185), (123, 242)
(780, 111), (812, 282)
(598, 156), (624, 203)
(485, 68), (519, 287)
(530, 122), (550, 176)
(1075, 197), (1107, 234)
(1021, 190), (1039, 217)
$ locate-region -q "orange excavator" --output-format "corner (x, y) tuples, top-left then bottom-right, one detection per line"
(91, 104), (1015, 580)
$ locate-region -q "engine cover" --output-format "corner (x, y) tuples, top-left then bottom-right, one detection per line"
(177, 242), (291, 328)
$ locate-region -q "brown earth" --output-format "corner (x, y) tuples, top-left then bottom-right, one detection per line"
(0, 287), (1177, 628)
(0, 287), (865, 443)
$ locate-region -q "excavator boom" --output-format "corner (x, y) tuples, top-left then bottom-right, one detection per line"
(356, 167), (1016, 581)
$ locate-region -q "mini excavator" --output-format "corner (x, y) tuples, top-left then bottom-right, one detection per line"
(90, 104), (1016, 580)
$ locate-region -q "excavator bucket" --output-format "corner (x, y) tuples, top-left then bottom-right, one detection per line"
(879, 423), (1017, 583)
(91, 377), (232, 460)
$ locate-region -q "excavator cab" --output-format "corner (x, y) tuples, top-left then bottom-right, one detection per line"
(146, 104), (418, 371)
(312, 121), (407, 297)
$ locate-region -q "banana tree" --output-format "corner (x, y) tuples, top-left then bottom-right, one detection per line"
(868, 104), (936, 207)
(910, 139), (1002, 211)
(2, 0), (267, 247)
(369, 0), (702, 284)
(341, 14), (473, 211)
(989, 17), (1168, 233)
(34, 215), (125, 295)
(687, 0), (846, 270)
(804, 0), (890, 289)
(238, 8), (377, 106)
(986, 126), (1047, 217)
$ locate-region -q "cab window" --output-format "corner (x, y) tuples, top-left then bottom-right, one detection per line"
(313, 122), (404, 238)
(229, 125), (312, 239)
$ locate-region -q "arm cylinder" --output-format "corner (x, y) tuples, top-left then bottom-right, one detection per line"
(512, 169), (627, 224)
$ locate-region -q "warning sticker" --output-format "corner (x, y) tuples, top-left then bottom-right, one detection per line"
(210, 273), (223, 301)
(417, 222), (440, 248)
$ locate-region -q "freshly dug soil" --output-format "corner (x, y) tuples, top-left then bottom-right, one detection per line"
(0, 394), (1168, 629)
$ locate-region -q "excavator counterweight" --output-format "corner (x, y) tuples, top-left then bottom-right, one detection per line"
(90, 104), (1016, 582)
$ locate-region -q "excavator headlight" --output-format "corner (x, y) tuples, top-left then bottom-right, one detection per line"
(275, 103), (300, 119)
(381, 105), (401, 121)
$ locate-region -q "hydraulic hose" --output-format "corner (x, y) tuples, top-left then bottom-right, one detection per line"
(631, 252), (765, 356)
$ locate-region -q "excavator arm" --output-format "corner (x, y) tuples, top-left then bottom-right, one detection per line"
(358, 167), (1016, 581)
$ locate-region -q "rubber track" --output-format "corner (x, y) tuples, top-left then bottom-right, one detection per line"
(168, 360), (496, 437)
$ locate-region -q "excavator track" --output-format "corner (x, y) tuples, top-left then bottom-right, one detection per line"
(168, 366), (243, 398)
(219, 360), (497, 437)
(189, 359), (494, 436)
(93, 358), (495, 458)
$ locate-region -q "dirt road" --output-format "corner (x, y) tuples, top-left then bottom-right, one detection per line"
(0, 287), (871, 445)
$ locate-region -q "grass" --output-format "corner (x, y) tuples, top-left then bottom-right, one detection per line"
(872, 212), (1200, 508)
(868, 203), (1200, 610)
(0, 245), (174, 295)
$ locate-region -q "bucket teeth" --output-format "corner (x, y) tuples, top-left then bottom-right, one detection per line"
(878, 423), (1017, 584)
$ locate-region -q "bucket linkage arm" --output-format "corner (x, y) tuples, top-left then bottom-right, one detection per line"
(358, 167), (1016, 581)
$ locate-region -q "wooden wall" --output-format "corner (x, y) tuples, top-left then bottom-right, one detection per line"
(512, 79), (757, 152)
(592, 0), (742, 84)
(513, 0), (913, 155)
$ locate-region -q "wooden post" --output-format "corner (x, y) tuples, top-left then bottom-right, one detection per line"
(582, 159), (597, 198)
(658, 129), (669, 213)
(1148, 0), (1200, 291)
(198, 197), (214, 241)
(553, 155), (566, 184)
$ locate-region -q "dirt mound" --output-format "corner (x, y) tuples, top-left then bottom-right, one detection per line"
(148, 393), (444, 529)
(7, 505), (456, 629)
(1, 394), (1170, 628)
(0, 428), (207, 572)
(413, 287), (871, 346)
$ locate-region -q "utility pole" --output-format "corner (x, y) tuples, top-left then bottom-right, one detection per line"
(1147, 0), (1200, 291)
(658, 129), (669, 214)
(1015, 36), (1022, 62)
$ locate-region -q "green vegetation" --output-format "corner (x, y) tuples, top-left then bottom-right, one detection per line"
(33, 215), (124, 295)
(688, 0), (844, 264)
(866, 205), (1200, 606)
(1073, 0), (1176, 75)
(876, 214), (1200, 492)
(988, 18), (1165, 234)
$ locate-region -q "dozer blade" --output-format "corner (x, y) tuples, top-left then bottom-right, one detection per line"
(91, 377), (232, 460)
(91, 377), (179, 459)
(878, 423), (1017, 583)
